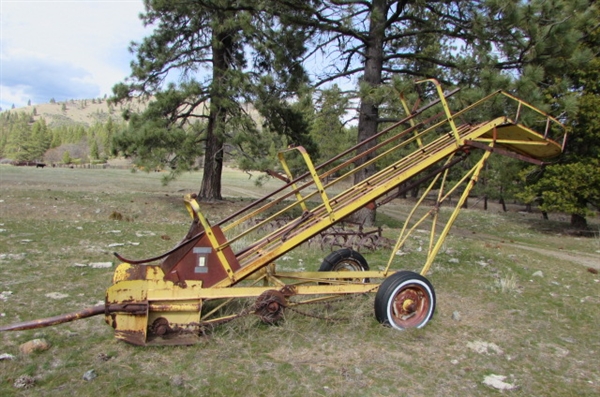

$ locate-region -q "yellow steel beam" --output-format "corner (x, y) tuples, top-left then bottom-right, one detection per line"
(278, 146), (334, 217)
(474, 138), (550, 146)
(383, 142), (494, 277)
(112, 281), (378, 301)
(213, 118), (513, 287)
(419, 148), (492, 276)
(170, 84), (564, 294)
(416, 79), (461, 145)
(202, 284), (379, 298)
(268, 270), (389, 280)
(383, 156), (452, 275)
(277, 148), (309, 212)
(399, 92), (424, 148)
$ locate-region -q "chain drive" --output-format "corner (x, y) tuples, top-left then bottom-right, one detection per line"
(161, 284), (380, 338)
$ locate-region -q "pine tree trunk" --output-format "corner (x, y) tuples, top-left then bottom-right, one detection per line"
(350, 0), (387, 227)
(410, 186), (419, 198)
(198, 24), (231, 201)
(199, 114), (224, 201)
(397, 184), (407, 199)
(499, 197), (507, 212)
(570, 213), (587, 229)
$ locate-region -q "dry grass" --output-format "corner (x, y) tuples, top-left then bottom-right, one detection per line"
(0, 165), (599, 396)
(14, 97), (146, 128)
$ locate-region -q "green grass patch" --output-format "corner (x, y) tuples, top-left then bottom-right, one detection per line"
(0, 165), (598, 396)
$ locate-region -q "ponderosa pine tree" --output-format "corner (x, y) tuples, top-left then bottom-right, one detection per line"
(111, 0), (316, 200)
(516, 1), (600, 228)
(519, 59), (600, 228)
(277, 0), (494, 223)
(280, 0), (597, 224)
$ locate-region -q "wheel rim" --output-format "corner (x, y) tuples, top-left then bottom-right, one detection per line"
(389, 283), (432, 328)
(333, 259), (368, 282)
(333, 259), (363, 272)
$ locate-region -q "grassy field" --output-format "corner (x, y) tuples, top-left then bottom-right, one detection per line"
(0, 165), (598, 396)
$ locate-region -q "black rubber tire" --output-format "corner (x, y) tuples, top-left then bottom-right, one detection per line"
(374, 271), (435, 330)
(319, 248), (369, 283)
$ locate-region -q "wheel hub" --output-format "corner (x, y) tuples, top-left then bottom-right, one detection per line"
(392, 288), (426, 323)
(402, 298), (415, 312)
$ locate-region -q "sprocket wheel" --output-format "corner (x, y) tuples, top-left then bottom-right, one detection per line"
(255, 290), (287, 324)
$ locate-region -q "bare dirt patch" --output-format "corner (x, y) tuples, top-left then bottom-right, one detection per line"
(504, 243), (599, 269)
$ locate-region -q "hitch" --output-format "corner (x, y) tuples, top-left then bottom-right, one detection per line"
(0, 303), (147, 332)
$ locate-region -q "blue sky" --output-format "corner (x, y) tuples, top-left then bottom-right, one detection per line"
(0, 0), (150, 110)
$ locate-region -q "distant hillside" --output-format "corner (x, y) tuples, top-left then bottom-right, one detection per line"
(3, 97), (261, 129)
(6, 97), (149, 128)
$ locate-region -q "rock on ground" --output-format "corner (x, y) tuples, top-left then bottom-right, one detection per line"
(452, 311), (461, 321)
(83, 369), (98, 381)
(466, 340), (504, 355)
(89, 262), (113, 268)
(19, 339), (51, 354)
(483, 374), (518, 391)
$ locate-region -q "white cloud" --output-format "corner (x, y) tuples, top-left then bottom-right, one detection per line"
(0, 0), (150, 109)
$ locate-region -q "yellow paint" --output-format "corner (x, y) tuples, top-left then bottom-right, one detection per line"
(103, 80), (566, 343)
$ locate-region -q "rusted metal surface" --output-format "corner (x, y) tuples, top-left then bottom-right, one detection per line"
(150, 317), (172, 336)
(0, 305), (105, 332)
(113, 261), (149, 282)
(265, 169), (290, 183)
(115, 328), (148, 346)
(254, 290), (287, 323)
(161, 225), (241, 288)
(464, 139), (547, 165)
(390, 286), (431, 329)
(0, 303), (147, 332)
(242, 216), (391, 252)
(315, 221), (390, 251)
(108, 303), (148, 315)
